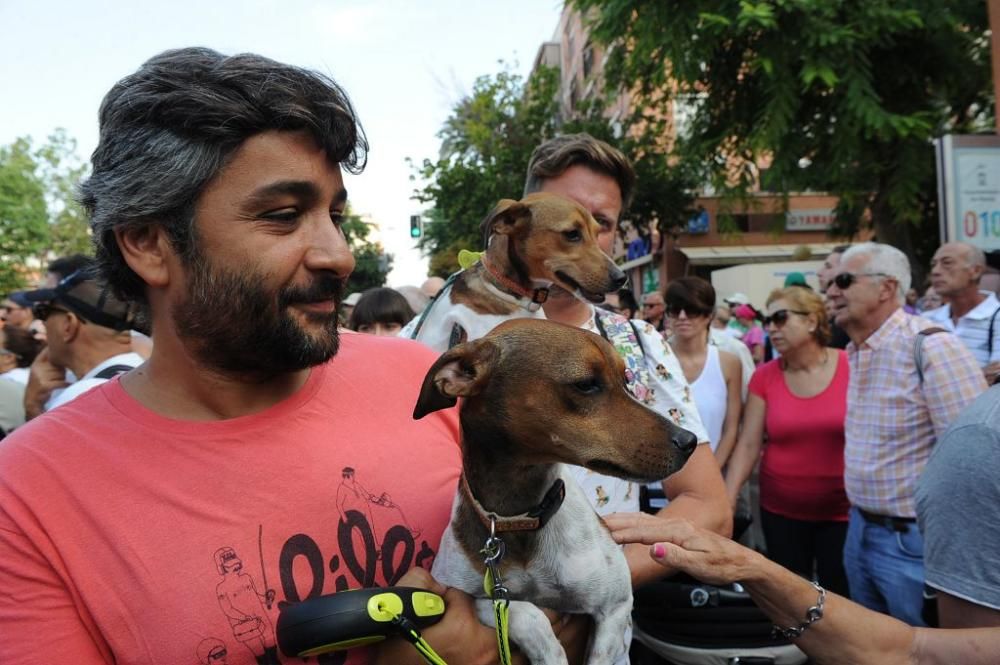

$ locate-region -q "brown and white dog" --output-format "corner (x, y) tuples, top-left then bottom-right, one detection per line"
(403, 193), (626, 352)
(414, 319), (698, 665)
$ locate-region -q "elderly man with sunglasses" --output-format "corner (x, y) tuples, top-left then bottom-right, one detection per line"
(825, 242), (986, 626)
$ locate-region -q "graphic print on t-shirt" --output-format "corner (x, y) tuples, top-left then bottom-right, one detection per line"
(213, 546), (279, 664)
(336, 466), (422, 552)
(195, 464), (440, 664)
(196, 637), (230, 664)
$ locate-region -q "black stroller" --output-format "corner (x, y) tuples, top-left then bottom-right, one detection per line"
(630, 487), (808, 665)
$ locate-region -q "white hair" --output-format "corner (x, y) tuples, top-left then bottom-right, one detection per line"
(842, 242), (911, 303)
(964, 243), (987, 269)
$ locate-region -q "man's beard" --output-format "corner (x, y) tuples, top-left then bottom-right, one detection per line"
(172, 252), (345, 378)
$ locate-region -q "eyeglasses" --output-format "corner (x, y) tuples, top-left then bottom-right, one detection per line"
(642, 302), (664, 309)
(762, 309), (809, 327)
(32, 302), (72, 321)
(666, 304), (712, 318)
(832, 272), (891, 290)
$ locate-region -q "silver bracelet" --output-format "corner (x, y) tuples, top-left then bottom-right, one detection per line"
(771, 582), (826, 640)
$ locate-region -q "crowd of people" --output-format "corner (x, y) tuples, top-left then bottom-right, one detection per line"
(0, 46), (997, 665)
(613, 238), (1000, 655)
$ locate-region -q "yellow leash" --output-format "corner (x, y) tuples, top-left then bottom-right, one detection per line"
(390, 611), (449, 665)
(482, 519), (514, 665)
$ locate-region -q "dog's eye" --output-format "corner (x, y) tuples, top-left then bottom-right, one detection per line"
(573, 378), (602, 394)
(562, 229), (583, 243)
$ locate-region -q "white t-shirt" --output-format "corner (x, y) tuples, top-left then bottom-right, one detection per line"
(690, 345), (727, 452)
(45, 353), (145, 412)
(924, 291), (1000, 366)
(0, 367), (30, 386)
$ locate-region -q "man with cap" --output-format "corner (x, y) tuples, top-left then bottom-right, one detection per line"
(22, 269), (142, 417)
(720, 293), (748, 338)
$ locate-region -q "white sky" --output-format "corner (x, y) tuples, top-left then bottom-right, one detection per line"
(0, 0), (564, 286)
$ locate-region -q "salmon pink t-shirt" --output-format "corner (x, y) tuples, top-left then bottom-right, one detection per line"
(749, 351), (850, 522)
(0, 334), (461, 665)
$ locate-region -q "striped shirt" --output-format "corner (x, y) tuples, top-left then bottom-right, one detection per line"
(923, 292), (1000, 366)
(845, 308), (986, 517)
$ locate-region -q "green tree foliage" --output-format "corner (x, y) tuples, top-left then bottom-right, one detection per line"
(412, 64), (563, 276)
(0, 138), (50, 293)
(342, 207), (393, 295)
(36, 129), (92, 257)
(0, 131), (93, 294)
(572, 0), (994, 270)
(413, 63), (698, 275)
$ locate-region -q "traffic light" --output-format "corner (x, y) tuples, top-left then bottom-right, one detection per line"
(409, 215), (422, 238)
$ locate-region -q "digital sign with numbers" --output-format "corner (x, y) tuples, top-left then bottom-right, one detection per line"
(937, 135), (1000, 251)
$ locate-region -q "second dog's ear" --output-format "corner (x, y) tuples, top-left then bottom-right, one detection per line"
(413, 339), (499, 419)
(482, 199), (531, 241)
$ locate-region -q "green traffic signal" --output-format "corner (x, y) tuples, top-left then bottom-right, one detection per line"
(409, 215), (422, 238)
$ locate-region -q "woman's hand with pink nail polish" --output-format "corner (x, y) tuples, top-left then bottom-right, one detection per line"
(603, 512), (761, 586)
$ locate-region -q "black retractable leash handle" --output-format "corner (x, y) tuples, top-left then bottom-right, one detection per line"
(276, 587), (447, 663)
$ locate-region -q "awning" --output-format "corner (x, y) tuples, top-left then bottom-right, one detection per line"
(618, 253), (653, 271)
(677, 242), (843, 266)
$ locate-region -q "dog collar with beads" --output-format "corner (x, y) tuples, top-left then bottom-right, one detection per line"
(478, 256), (552, 312)
(460, 474), (566, 533)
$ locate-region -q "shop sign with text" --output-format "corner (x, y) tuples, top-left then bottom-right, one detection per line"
(786, 209), (834, 232)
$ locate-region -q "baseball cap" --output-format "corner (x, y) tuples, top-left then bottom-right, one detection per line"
(784, 272), (808, 288)
(7, 292), (32, 308)
(24, 270), (134, 331)
(724, 292), (750, 306)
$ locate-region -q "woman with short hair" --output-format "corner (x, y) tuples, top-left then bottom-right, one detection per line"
(665, 277), (743, 468)
(348, 288), (415, 337)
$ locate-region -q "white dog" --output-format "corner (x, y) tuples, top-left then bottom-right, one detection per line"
(413, 319), (698, 664)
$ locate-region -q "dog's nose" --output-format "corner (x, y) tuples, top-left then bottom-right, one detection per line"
(671, 428), (699, 457)
(608, 267), (627, 290)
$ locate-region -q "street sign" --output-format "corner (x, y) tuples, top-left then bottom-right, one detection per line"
(936, 134), (1000, 251)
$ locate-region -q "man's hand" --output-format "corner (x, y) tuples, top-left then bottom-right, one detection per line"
(983, 361), (1000, 385)
(606, 513), (759, 587)
(371, 567), (589, 665)
(23, 347), (68, 420)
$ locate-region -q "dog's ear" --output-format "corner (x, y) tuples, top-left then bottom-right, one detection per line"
(413, 338), (500, 419)
(481, 199), (531, 242)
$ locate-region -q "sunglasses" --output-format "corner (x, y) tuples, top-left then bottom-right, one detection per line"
(32, 303), (72, 321)
(666, 304), (712, 318)
(832, 272), (890, 290)
(762, 309), (809, 327)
